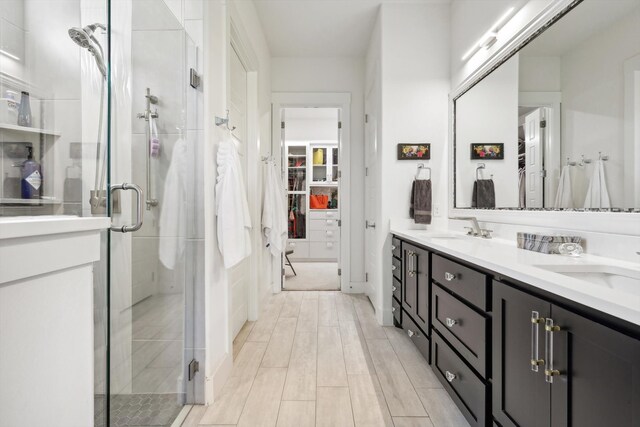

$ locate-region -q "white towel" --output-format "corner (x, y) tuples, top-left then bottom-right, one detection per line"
(216, 132), (252, 269)
(554, 165), (574, 209)
(584, 159), (611, 209)
(262, 161), (287, 257)
(159, 138), (187, 269)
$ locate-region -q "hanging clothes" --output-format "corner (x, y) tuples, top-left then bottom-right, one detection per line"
(554, 165), (574, 209)
(518, 167), (526, 208)
(159, 138), (187, 269)
(262, 161), (288, 257)
(216, 132), (252, 269)
(584, 159), (611, 209)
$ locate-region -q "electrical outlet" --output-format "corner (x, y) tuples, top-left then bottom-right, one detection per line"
(433, 204), (441, 217)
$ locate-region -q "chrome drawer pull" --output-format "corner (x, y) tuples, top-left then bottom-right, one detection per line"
(444, 272), (456, 281)
(445, 371), (457, 382)
(407, 329), (418, 338)
(392, 307), (396, 313)
(544, 318), (562, 383)
(530, 311), (544, 372)
(391, 245), (397, 250)
(445, 318), (457, 328)
(392, 286), (397, 292)
(391, 265), (397, 271)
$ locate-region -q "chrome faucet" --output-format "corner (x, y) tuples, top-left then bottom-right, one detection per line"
(450, 216), (492, 239)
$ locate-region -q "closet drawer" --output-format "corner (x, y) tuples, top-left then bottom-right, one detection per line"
(392, 276), (401, 301)
(310, 210), (340, 220)
(392, 297), (401, 325)
(310, 230), (339, 242)
(391, 256), (401, 281)
(310, 219), (339, 231)
(286, 241), (309, 259)
(401, 309), (430, 363)
(432, 254), (488, 311)
(309, 241), (339, 259)
(432, 332), (486, 427)
(432, 284), (488, 378)
(391, 236), (401, 259)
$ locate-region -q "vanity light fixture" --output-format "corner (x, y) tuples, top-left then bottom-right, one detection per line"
(0, 49), (20, 61)
(461, 6), (516, 61)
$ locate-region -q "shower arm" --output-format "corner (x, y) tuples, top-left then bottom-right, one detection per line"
(137, 88), (159, 209)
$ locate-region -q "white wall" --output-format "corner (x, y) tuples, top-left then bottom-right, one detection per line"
(368, 2), (450, 325)
(456, 55), (519, 207)
(271, 57), (366, 286)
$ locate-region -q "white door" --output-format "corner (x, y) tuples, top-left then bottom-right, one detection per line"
(525, 108), (544, 208)
(364, 105), (378, 306)
(228, 47), (249, 338)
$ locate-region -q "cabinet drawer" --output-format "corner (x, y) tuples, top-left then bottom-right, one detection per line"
(310, 229), (339, 242)
(432, 331), (487, 427)
(392, 236), (401, 259)
(309, 241), (339, 259)
(402, 309), (430, 363)
(391, 256), (401, 281)
(310, 210), (340, 220)
(286, 241), (309, 259)
(432, 254), (488, 310)
(392, 276), (401, 301)
(392, 297), (401, 325)
(432, 284), (488, 378)
(310, 219), (339, 231)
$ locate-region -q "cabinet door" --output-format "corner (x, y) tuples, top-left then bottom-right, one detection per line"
(402, 243), (429, 332)
(493, 281), (551, 427)
(550, 305), (640, 427)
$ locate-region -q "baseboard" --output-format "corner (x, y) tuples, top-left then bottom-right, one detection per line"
(207, 352), (233, 405)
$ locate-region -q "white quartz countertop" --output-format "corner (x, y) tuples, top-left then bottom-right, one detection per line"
(391, 228), (640, 327)
(0, 216), (110, 240)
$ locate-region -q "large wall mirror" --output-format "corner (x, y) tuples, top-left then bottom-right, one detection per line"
(454, 0), (640, 211)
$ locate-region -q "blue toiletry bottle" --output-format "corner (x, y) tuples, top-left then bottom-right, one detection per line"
(21, 146), (42, 199)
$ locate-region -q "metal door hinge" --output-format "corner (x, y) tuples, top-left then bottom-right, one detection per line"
(189, 69), (201, 89)
(365, 272), (369, 282)
(281, 121), (285, 129)
(338, 121), (342, 129)
(365, 114), (369, 123)
(365, 167), (369, 177)
(282, 268), (286, 276)
(338, 268), (342, 276)
(338, 219), (342, 227)
(188, 359), (199, 381)
(541, 169), (547, 178)
(540, 120), (547, 128)
(337, 170), (342, 178)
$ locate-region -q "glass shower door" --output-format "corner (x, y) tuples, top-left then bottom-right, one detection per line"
(107, 1), (200, 425)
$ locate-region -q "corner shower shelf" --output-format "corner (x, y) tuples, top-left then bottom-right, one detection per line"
(0, 123), (61, 137)
(0, 197), (61, 206)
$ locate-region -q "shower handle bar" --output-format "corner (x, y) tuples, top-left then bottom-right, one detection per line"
(137, 88), (159, 209)
(110, 183), (144, 233)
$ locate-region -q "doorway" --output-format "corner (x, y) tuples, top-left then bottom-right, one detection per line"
(281, 107), (341, 291)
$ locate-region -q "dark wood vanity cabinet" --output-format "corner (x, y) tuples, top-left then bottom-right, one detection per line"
(493, 280), (640, 427)
(402, 242), (430, 333)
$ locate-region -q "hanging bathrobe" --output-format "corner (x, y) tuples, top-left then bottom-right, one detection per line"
(584, 160), (611, 209)
(554, 165), (574, 209)
(159, 138), (187, 269)
(216, 132), (252, 269)
(262, 161), (287, 257)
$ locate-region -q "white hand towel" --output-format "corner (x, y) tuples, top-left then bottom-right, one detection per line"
(262, 162), (288, 256)
(216, 132), (252, 269)
(554, 165), (574, 209)
(584, 159), (611, 209)
(159, 138), (187, 269)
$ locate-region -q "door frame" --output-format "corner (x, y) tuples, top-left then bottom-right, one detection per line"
(271, 92), (352, 293)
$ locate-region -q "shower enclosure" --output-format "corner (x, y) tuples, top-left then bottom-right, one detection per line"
(0, 1), (205, 426)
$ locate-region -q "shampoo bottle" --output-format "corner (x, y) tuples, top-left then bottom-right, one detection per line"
(21, 146), (42, 199)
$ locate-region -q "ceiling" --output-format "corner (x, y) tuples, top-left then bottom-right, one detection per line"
(253, 0), (450, 58)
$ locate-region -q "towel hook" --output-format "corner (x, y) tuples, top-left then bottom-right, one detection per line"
(416, 163), (431, 180)
(599, 152), (609, 161)
(566, 157), (577, 167)
(215, 109), (236, 131)
(579, 154), (592, 167)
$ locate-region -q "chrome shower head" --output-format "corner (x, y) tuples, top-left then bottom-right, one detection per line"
(68, 23), (107, 79)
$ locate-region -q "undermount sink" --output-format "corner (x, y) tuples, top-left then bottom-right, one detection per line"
(534, 264), (640, 296)
(413, 232), (463, 239)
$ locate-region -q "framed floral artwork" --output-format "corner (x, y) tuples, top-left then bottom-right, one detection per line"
(397, 143), (431, 160)
(470, 143), (504, 160)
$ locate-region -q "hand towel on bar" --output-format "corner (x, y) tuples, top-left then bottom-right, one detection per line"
(554, 165), (574, 209)
(262, 161), (288, 257)
(159, 138), (187, 269)
(150, 116), (160, 158)
(412, 179), (432, 224)
(584, 159), (611, 209)
(472, 179), (496, 208)
(216, 132), (252, 269)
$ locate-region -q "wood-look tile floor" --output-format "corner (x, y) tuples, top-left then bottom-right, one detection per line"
(182, 291), (470, 427)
